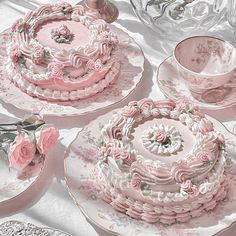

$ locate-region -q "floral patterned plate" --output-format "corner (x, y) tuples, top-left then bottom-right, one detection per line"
(64, 109), (236, 236)
(0, 115), (45, 204)
(0, 26), (144, 117)
(157, 56), (236, 110)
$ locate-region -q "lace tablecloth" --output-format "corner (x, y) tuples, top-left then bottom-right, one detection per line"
(0, 0), (235, 236)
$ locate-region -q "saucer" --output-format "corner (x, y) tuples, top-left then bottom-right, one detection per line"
(157, 56), (236, 110)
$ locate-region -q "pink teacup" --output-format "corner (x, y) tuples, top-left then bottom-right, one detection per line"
(174, 36), (236, 94)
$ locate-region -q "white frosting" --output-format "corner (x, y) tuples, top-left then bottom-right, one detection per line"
(141, 124), (182, 155)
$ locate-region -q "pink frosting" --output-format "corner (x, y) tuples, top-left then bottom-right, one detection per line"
(11, 19), (23, 32)
(31, 43), (45, 64)
(138, 98), (155, 110)
(155, 129), (168, 143)
(180, 180), (198, 197)
(154, 99), (176, 110)
(122, 106), (139, 118)
(47, 62), (65, 80)
(87, 59), (103, 72)
(112, 148), (135, 166)
(201, 132), (219, 151)
(54, 2), (73, 13)
(130, 173), (142, 189)
(199, 118), (214, 134)
(98, 31), (118, 46)
(10, 44), (22, 63)
(196, 151), (212, 163)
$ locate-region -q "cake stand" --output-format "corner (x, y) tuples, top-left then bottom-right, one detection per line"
(64, 108), (236, 236)
(0, 26), (144, 117)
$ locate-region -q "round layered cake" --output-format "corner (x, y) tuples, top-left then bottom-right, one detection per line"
(95, 98), (229, 225)
(5, 3), (120, 101)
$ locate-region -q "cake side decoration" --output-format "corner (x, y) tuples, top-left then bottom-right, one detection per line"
(94, 98), (229, 225)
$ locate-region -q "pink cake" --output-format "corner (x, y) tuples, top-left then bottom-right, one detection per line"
(5, 3), (121, 101)
(95, 98), (229, 225)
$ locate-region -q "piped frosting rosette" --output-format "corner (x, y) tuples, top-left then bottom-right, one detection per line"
(141, 124), (182, 155)
(95, 98), (230, 224)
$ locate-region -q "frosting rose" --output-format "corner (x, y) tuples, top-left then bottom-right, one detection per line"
(35, 125), (59, 155)
(10, 44), (22, 63)
(180, 180), (198, 197)
(128, 101), (138, 107)
(112, 148), (121, 159)
(8, 133), (35, 171)
(199, 118), (213, 134)
(87, 59), (103, 72)
(32, 43), (45, 64)
(122, 106), (139, 118)
(120, 151), (135, 165)
(155, 129), (167, 143)
(196, 151), (212, 163)
(48, 62), (65, 80)
(130, 173), (142, 189)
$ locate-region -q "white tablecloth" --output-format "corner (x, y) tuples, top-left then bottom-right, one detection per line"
(0, 1), (235, 236)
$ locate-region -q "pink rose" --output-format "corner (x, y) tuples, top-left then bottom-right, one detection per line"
(122, 106), (139, 118)
(35, 125), (59, 155)
(180, 180), (198, 197)
(155, 129), (167, 143)
(8, 133), (35, 171)
(196, 151), (212, 163)
(120, 151), (135, 165)
(32, 44), (44, 64)
(48, 62), (65, 80)
(10, 44), (22, 63)
(130, 173), (142, 189)
(199, 118), (214, 134)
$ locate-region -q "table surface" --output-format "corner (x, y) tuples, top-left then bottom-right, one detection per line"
(0, 0), (236, 236)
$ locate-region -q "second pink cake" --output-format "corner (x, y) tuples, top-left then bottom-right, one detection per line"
(95, 98), (229, 225)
